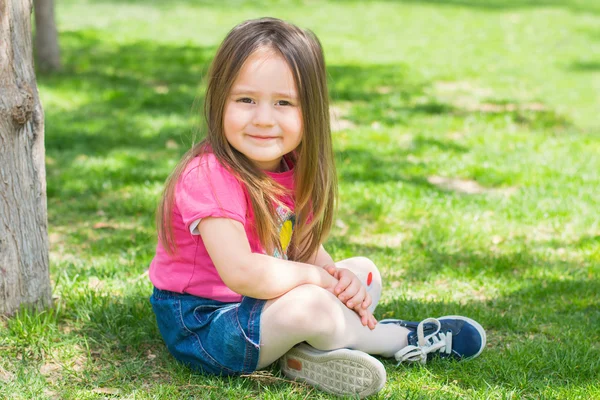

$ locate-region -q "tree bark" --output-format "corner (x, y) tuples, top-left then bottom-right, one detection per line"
(0, 0), (52, 315)
(33, 0), (61, 72)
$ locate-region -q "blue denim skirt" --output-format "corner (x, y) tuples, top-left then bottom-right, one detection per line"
(150, 287), (266, 375)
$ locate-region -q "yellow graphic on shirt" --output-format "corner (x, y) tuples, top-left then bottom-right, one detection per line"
(273, 205), (295, 260)
(280, 219), (293, 254)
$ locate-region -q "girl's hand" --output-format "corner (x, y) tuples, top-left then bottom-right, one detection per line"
(346, 291), (377, 330)
(319, 265), (340, 295)
(324, 266), (370, 310)
(357, 307), (378, 330)
(323, 265), (377, 329)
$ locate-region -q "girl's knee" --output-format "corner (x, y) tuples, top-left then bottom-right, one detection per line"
(275, 284), (338, 335)
(285, 284), (337, 313)
(343, 257), (382, 312)
(345, 256), (382, 288)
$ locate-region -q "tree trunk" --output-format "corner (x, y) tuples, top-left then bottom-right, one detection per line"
(0, 0), (52, 315)
(33, 0), (61, 72)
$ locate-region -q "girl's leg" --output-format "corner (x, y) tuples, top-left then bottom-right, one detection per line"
(257, 282), (409, 369)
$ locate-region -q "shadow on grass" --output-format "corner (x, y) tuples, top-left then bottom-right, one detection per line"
(42, 28), (581, 261)
(43, 28), (572, 210)
(318, 239), (600, 393)
(570, 61), (600, 72)
(54, 272), (598, 398)
(11, 233), (595, 397)
(20, 239), (592, 397)
(336, 143), (467, 185)
(43, 30), (568, 227)
(44, 30), (213, 155)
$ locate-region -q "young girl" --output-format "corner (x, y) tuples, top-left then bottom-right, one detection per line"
(149, 17), (486, 398)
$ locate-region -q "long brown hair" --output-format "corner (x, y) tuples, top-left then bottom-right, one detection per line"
(157, 17), (337, 262)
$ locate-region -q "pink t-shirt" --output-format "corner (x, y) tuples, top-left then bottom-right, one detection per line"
(149, 152), (295, 302)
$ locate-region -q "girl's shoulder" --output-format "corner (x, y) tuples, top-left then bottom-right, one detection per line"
(182, 152), (227, 178)
(174, 151), (248, 228)
(180, 151), (241, 189)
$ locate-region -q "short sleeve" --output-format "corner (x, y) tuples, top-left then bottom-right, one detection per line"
(175, 155), (247, 231)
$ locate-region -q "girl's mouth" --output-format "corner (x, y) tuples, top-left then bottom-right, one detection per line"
(248, 135), (278, 141)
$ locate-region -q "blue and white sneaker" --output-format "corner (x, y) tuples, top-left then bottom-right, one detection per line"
(380, 315), (486, 364)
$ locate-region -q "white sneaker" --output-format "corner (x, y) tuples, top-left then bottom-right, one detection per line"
(280, 343), (386, 398)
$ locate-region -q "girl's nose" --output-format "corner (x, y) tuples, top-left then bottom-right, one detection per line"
(252, 103), (275, 127)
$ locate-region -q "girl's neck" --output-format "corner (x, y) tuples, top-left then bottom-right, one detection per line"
(278, 156), (290, 172)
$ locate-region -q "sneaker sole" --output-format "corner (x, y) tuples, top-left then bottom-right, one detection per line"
(280, 343), (386, 398)
(438, 315), (487, 359)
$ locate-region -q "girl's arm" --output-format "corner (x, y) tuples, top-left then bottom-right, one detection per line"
(308, 245), (336, 268)
(199, 217), (338, 300)
(308, 245), (335, 267)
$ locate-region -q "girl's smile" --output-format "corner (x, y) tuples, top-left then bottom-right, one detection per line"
(223, 48), (303, 172)
(248, 134), (279, 141)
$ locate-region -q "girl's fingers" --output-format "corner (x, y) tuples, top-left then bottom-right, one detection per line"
(339, 279), (361, 303)
(335, 274), (352, 295)
(357, 308), (369, 327)
(369, 314), (377, 330)
(356, 307), (375, 329)
(346, 286), (366, 309)
(323, 265), (336, 276)
(361, 292), (372, 310)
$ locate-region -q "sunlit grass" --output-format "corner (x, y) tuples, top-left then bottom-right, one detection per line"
(1, 0), (599, 399)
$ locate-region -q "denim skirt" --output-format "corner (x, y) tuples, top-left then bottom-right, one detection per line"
(150, 287), (266, 375)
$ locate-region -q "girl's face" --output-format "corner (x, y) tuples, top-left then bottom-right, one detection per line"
(223, 49), (303, 172)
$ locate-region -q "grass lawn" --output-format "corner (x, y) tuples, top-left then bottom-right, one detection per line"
(2, 0), (599, 398)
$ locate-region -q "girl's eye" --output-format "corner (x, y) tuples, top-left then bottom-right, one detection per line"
(237, 97), (254, 104)
(276, 100), (292, 106)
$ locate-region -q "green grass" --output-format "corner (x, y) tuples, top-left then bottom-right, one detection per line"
(2, 0), (599, 398)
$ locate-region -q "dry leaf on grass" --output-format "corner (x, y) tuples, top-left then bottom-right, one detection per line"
(92, 388), (120, 395)
(93, 222), (117, 230)
(241, 370), (304, 386)
(0, 366), (15, 382)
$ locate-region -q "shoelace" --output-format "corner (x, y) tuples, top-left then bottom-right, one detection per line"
(393, 318), (453, 365)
